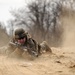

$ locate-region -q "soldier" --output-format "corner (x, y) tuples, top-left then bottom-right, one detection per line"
(9, 28), (52, 57)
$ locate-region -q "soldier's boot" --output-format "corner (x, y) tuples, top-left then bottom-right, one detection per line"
(40, 41), (52, 53)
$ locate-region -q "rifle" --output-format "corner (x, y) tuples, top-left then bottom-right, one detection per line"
(9, 42), (27, 51)
(9, 42), (38, 57)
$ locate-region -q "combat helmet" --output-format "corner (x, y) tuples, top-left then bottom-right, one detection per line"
(14, 28), (27, 39)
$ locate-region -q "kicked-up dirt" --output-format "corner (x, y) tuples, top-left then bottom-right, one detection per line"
(0, 46), (75, 75)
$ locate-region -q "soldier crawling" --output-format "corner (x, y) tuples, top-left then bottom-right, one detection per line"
(9, 28), (52, 57)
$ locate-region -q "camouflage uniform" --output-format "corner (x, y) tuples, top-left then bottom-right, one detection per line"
(9, 28), (52, 57)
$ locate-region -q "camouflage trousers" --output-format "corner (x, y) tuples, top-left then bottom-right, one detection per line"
(40, 41), (52, 54)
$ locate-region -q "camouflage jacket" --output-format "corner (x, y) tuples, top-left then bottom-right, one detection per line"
(9, 36), (40, 57)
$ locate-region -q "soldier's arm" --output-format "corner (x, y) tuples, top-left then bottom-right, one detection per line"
(27, 38), (38, 57)
(9, 37), (21, 48)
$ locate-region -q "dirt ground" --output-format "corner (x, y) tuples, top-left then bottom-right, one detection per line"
(0, 46), (75, 75)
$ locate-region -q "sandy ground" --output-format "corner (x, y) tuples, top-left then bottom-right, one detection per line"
(0, 47), (75, 75)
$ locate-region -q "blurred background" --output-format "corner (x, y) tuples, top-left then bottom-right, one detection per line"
(0, 0), (75, 47)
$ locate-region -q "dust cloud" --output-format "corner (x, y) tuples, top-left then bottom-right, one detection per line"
(61, 14), (75, 47)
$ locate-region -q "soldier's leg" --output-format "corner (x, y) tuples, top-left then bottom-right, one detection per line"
(40, 41), (52, 53)
(27, 48), (38, 57)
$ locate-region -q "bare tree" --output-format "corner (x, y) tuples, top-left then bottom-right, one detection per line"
(9, 0), (63, 46)
(7, 20), (14, 36)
